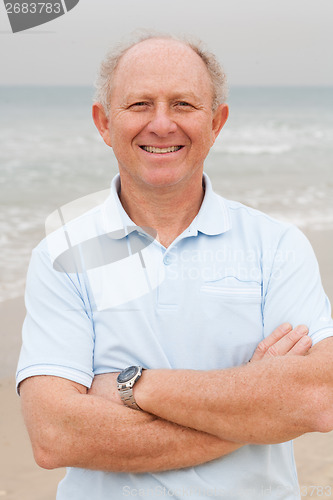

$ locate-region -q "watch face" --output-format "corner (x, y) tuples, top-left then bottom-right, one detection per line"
(117, 366), (139, 383)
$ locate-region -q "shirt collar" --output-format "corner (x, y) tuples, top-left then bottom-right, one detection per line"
(101, 172), (231, 240)
(190, 173), (232, 236)
(101, 175), (137, 239)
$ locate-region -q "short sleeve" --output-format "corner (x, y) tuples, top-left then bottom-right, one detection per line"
(263, 226), (333, 345)
(16, 241), (95, 393)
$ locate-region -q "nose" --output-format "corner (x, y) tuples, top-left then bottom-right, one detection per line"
(146, 103), (177, 137)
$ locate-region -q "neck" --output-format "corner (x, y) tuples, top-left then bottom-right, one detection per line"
(119, 175), (205, 248)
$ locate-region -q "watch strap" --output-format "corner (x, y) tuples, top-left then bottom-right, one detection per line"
(117, 366), (144, 411)
(119, 386), (142, 411)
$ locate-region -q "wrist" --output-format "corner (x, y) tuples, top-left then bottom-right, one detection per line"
(133, 369), (167, 414)
(132, 368), (148, 410)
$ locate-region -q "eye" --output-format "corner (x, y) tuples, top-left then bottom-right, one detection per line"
(130, 102), (148, 108)
(174, 101), (195, 110)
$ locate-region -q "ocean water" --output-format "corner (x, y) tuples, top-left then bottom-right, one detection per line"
(0, 86), (332, 303)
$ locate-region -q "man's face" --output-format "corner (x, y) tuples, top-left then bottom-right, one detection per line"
(97, 39), (228, 191)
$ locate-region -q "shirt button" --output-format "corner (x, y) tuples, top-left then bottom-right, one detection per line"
(164, 255), (172, 265)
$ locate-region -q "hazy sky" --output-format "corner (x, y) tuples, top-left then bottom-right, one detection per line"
(1, 0), (332, 86)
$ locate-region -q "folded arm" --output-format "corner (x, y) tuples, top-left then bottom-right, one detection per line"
(20, 323), (313, 471)
(134, 336), (333, 444)
(20, 374), (242, 473)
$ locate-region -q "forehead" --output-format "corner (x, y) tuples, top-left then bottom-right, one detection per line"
(111, 39), (213, 100)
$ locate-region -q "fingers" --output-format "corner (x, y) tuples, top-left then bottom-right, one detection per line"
(251, 324), (311, 363)
(266, 325), (309, 357)
(251, 323), (293, 362)
(286, 334), (312, 356)
(264, 323), (293, 349)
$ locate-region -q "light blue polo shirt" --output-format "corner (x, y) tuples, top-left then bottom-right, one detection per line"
(16, 173), (333, 500)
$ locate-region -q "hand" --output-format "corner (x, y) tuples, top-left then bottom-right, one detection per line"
(250, 323), (312, 363)
(88, 372), (121, 403)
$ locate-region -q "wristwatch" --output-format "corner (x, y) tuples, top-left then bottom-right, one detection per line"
(117, 366), (145, 411)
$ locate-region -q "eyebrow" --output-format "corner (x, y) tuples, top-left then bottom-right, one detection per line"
(123, 92), (201, 103)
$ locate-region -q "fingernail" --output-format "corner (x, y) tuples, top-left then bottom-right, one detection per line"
(300, 335), (312, 346)
(295, 325), (309, 335)
(281, 323), (292, 333)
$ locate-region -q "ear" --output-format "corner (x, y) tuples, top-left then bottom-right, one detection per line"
(211, 103), (229, 145)
(92, 103), (112, 147)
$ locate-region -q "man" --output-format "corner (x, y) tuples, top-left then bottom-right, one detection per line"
(17, 35), (333, 499)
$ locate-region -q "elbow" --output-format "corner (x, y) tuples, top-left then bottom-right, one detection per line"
(34, 445), (59, 470)
(314, 409), (333, 434)
(30, 427), (65, 470)
(309, 386), (333, 434)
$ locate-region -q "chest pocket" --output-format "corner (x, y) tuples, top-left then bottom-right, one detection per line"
(201, 275), (262, 302)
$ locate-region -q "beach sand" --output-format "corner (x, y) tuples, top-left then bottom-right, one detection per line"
(0, 229), (332, 499)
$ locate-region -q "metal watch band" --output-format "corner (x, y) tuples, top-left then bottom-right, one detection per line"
(119, 387), (142, 411)
(117, 366), (145, 411)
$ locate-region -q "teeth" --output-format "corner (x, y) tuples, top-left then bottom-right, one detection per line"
(141, 146), (182, 154)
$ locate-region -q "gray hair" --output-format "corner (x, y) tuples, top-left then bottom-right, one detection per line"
(94, 31), (228, 114)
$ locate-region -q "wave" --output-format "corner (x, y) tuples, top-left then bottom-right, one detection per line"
(214, 144), (292, 155)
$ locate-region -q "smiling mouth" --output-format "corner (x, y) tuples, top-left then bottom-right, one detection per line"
(140, 146), (183, 154)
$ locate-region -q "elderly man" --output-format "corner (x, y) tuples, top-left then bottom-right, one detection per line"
(17, 35), (333, 500)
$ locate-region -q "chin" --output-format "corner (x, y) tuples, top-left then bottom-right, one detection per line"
(120, 161), (201, 191)
(141, 170), (187, 189)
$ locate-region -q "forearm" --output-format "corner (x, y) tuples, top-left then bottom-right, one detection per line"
(135, 343), (333, 444)
(20, 376), (241, 472)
